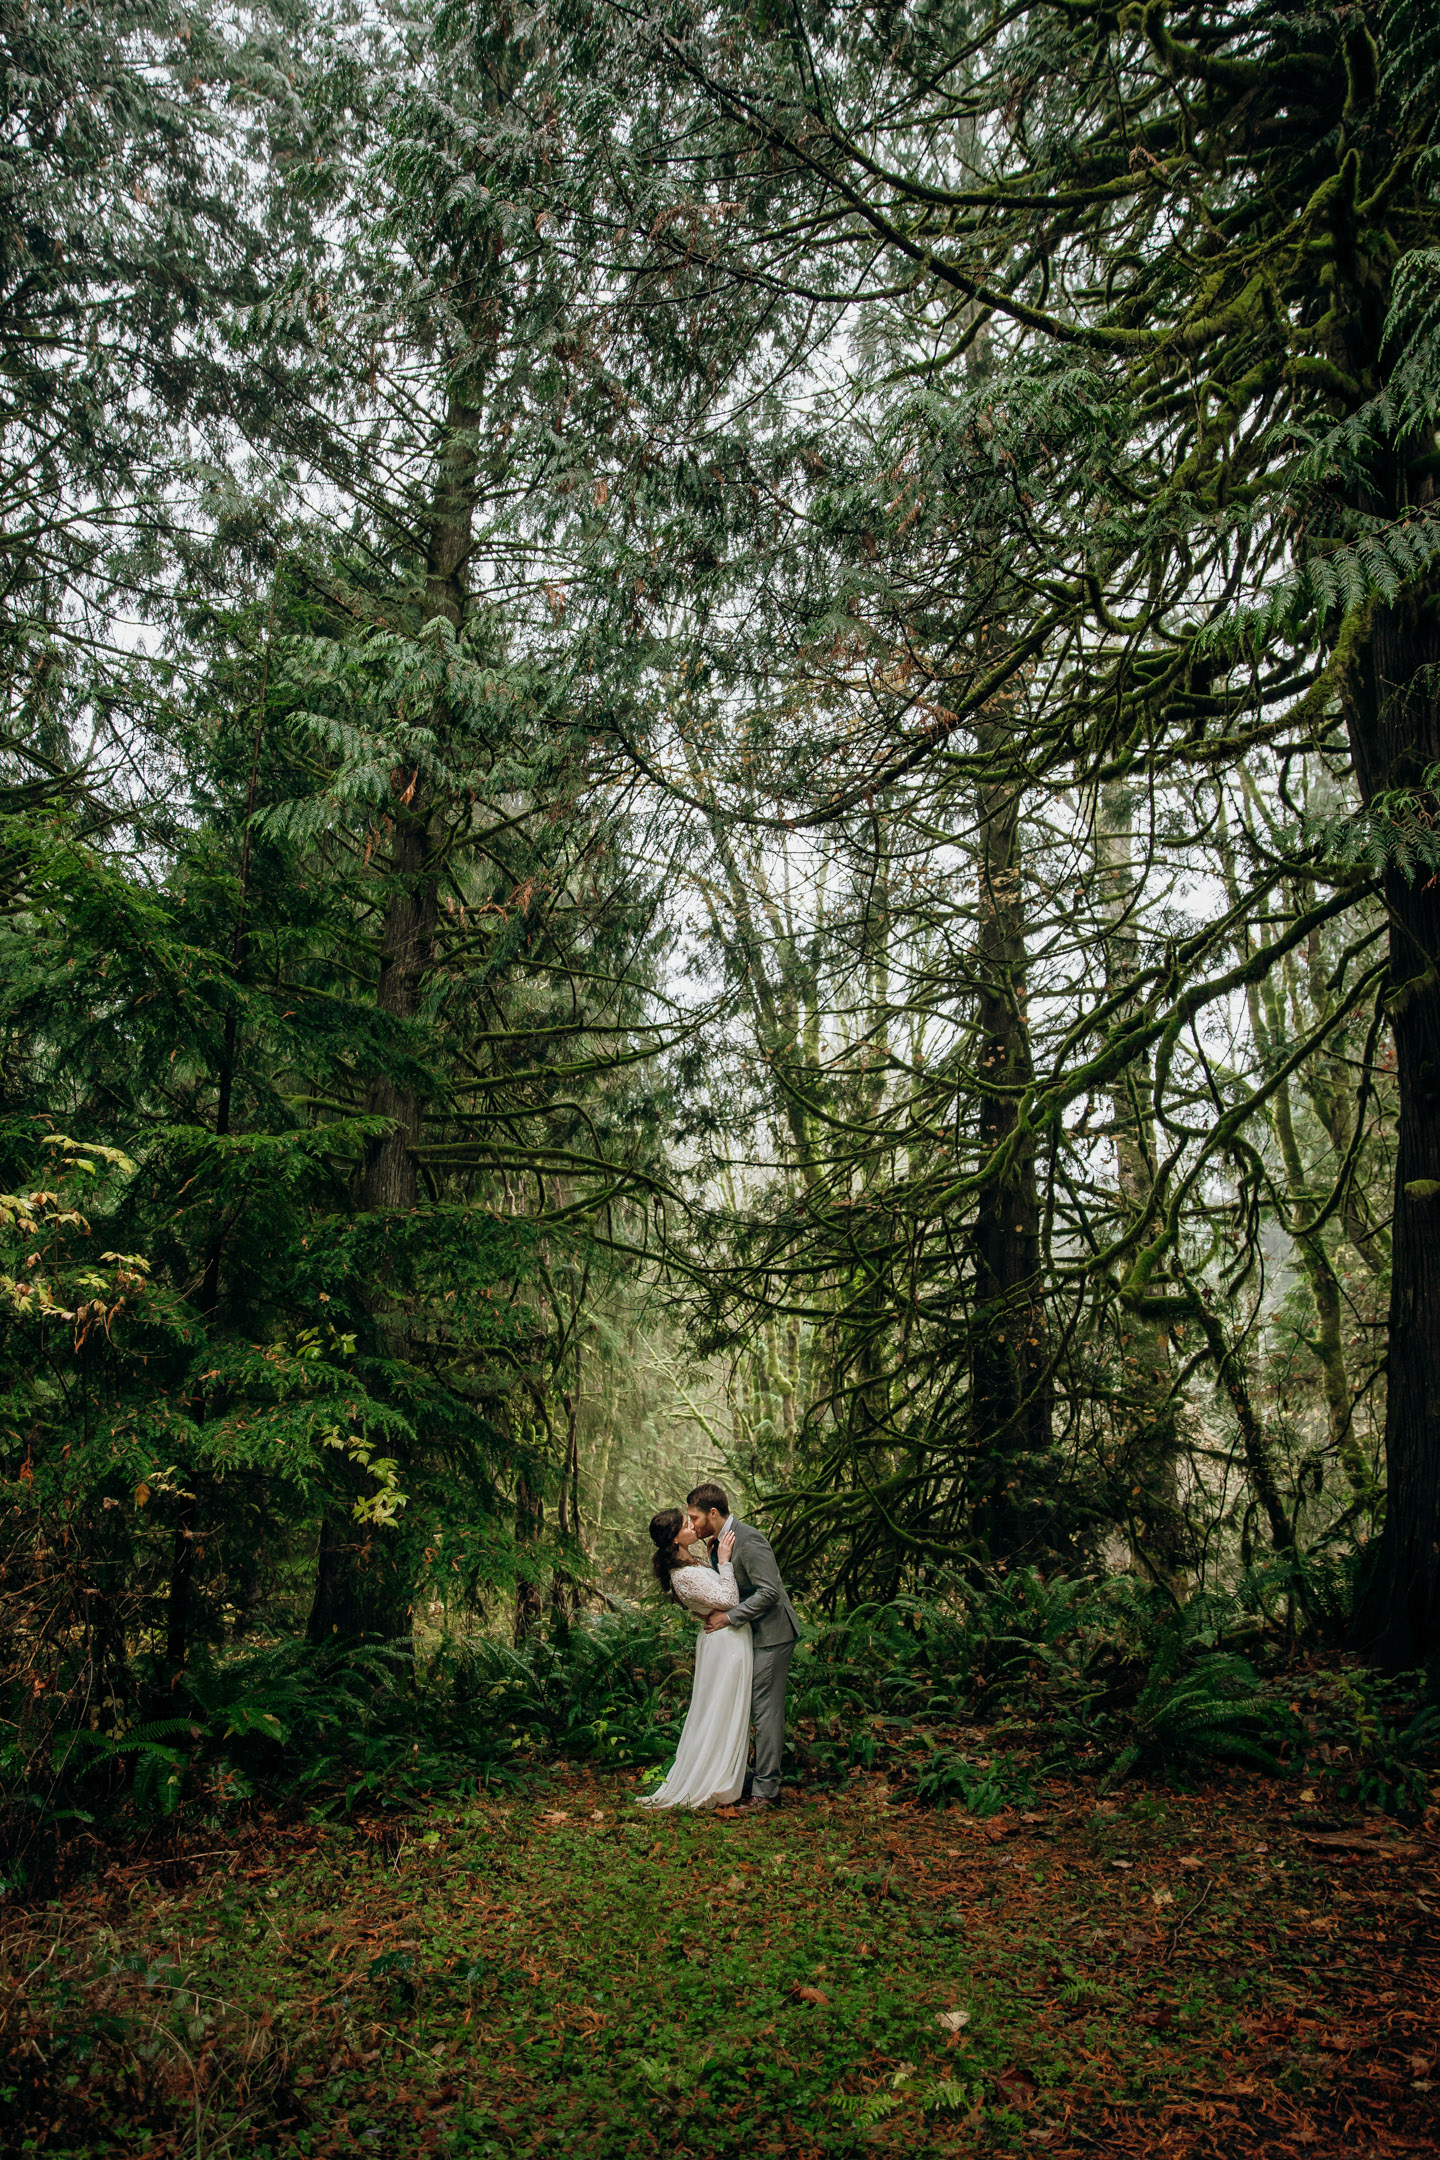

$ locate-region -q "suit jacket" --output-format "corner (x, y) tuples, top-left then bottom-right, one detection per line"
(724, 1518), (799, 1649)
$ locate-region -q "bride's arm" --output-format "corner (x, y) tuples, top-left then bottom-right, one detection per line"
(669, 1563), (740, 1612)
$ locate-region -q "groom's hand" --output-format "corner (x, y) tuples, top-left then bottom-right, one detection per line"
(704, 1610), (730, 1632)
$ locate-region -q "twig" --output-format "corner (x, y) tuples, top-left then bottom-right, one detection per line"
(1162, 1874), (1213, 1964)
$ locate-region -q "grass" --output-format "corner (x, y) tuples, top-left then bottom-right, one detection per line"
(2, 1765), (1437, 2159)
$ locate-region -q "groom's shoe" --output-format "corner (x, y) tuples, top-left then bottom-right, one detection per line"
(740, 1795), (777, 1812)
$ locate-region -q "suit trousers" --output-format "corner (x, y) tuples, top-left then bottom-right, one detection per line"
(748, 1636), (796, 1799)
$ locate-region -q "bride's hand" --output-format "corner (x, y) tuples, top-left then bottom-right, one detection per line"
(717, 1529), (736, 1564)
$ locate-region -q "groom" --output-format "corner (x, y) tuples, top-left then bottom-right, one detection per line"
(685, 1482), (799, 1811)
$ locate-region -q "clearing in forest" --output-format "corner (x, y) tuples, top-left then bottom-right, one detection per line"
(3, 1770), (1436, 2158)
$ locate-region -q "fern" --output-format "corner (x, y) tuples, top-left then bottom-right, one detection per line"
(915, 1746), (1036, 1815)
(1102, 1647), (1287, 1793)
(1299, 755), (1440, 879)
(833, 2073), (979, 2124)
(59, 1719), (196, 1821)
(1197, 503), (1440, 656)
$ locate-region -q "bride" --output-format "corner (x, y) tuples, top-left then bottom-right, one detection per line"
(636, 1507), (751, 1810)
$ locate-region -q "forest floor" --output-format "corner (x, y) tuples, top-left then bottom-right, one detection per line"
(2, 1767), (1437, 2160)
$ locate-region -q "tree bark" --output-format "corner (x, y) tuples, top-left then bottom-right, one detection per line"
(969, 726), (1051, 1550)
(513, 1467), (544, 1645)
(550, 1363), (582, 1625)
(1346, 582), (1440, 1682)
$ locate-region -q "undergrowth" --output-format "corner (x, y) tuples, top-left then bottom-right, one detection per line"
(3, 1557), (1436, 1892)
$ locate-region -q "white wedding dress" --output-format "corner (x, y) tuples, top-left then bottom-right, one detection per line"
(637, 1560), (753, 1810)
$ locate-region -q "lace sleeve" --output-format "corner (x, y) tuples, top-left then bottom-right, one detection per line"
(670, 1562), (739, 1612)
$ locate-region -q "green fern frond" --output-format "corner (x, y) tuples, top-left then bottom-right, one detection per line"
(922, 2078), (978, 2114)
(834, 2091), (904, 2123)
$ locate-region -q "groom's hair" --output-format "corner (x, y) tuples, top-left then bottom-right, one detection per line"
(686, 1481), (730, 1517)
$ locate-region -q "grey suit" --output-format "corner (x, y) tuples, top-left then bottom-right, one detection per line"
(720, 1517), (798, 1800)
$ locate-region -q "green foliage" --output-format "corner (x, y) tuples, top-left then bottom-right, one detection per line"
(3, 0), (1436, 1878)
(834, 2070), (981, 2123)
(444, 1607), (697, 1768)
(1101, 1650), (1288, 1796)
(1300, 761), (1440, 879)
(1290, 1664), (1440, 1815)
(913, 1747), (1035, 1816)
(3, 1638), (525, 1871)
(0, 0), (287, 774)
(175, 1639), (505, 1814)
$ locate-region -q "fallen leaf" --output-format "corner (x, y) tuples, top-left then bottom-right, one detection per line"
(1177, 1854), (1204, 1870)
(1112, 1860), (1133, 1871)
(936, 2008), (970, 2032)
(1410, 2055), (1432, 2077)
(541, 1811), (569, 1825)
(793, 1984), (828, 2005)
(1151, 1888), (1174, 1907)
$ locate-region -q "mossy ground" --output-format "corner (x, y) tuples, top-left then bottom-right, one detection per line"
(3, 1767), (1436, 2158)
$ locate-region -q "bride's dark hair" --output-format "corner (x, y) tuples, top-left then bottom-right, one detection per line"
(648, 1507), (687, 1597)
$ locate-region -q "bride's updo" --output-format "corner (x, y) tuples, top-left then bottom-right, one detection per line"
(648, 1507), (686, 1597)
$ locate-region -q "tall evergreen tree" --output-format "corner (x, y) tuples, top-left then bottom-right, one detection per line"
(572, 0), (1434, 1653)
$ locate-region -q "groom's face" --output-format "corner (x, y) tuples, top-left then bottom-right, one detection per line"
(687, 1504), (724, 1543)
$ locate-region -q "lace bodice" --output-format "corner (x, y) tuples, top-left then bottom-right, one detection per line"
(670, 1560), (739, 1615)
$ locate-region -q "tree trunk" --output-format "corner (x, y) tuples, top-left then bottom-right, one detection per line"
(360, 394), (477, 1214)
(550, 1366), (582, 1625)
(308, 396), (479, 1648)
(1096, 779), (1189, 1583)
(166, 623), (272, 1684)
(969, 728), (1051, 1550)
(513, 1467), (544, 1645)
(1346, 582), (1440, 1682)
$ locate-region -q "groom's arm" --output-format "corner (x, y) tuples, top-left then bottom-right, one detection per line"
(722, 1530), (786, 1628)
